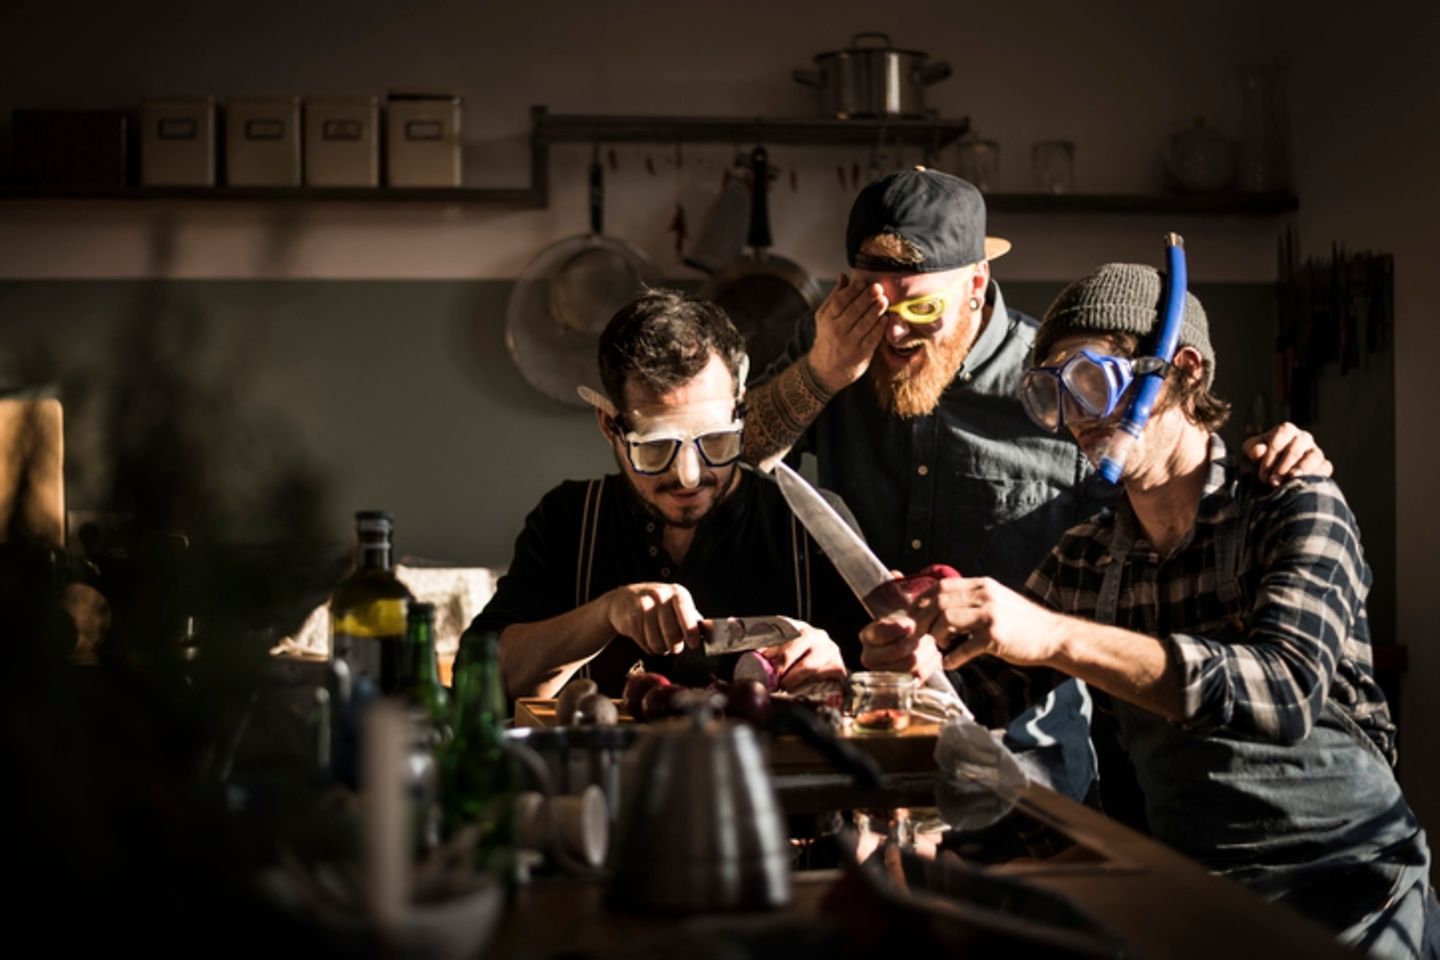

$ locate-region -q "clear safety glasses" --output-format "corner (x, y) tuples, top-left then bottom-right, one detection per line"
(611, 418), (745, 475)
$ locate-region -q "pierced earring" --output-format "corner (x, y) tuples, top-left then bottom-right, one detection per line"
(967, 296), (982, 311)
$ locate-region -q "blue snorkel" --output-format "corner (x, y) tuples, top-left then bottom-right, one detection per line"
(1096, 232), (1188, 483)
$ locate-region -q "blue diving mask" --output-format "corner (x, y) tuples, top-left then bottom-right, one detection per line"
(1020, 349), (1169, 433)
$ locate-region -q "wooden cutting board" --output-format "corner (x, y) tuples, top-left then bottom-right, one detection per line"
(514, 697), (941, 775)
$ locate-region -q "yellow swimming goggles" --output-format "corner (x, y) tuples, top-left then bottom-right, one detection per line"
(883, 273), (972, 325)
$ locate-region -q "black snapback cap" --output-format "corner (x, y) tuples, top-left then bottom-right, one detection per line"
(846, 167), (1012, 273)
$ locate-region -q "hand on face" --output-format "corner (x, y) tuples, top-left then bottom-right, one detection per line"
(1241, 421), (1332, 485)
(807, 273), (889, 393)
(759, 625), (847, 691)
(606, 582), (702, 656)
(860, 576), (1065, 673)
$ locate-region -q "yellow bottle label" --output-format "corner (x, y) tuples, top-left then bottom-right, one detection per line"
(333, 598), (408, 637)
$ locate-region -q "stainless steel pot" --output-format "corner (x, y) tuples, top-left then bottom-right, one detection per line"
(793, 32), (952, 119)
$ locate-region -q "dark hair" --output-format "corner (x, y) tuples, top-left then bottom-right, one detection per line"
(597, 289), (747, 409)
(1109, 332), (1231, 433)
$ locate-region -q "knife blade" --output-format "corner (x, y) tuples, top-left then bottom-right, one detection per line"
(699, 615), (803, 656)
(773, 461), (973, 718)
(773, 461), (913, 618)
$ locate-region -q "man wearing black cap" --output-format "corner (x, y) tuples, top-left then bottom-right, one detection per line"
(743, 169), (1327, 800)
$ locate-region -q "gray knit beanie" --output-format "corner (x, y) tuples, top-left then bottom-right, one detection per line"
(1034, 263), (1215, 387)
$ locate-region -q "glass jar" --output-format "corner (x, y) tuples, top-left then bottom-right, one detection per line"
(846, 672), (920, 732)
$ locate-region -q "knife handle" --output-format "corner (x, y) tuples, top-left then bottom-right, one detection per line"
(863, 564), (961, 618)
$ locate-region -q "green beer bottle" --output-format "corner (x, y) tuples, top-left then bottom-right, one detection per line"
(330, 510), (413, 695)
(402, 602), (449, 727)
(443, 631), (516, 882)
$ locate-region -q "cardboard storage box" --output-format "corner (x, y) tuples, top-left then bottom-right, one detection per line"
(141, 98), (215, 186)
(226, 96), (301, 187)
(304, 96), (379, 187)
(386, 93), (461, 187)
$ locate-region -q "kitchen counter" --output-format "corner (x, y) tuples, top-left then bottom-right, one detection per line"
(486, 776), (1353, 959)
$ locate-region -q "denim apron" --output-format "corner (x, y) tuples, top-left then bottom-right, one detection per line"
(1095, 494), (1432, 957)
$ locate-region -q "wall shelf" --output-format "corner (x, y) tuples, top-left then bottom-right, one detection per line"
(0, 184), (542, 207)
(985, 192), (1297, 216)
(0, 106), (1297, 216)
(532, 110), (971, 148)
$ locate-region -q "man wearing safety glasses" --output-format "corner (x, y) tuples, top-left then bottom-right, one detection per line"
(863, 264), (1437, 956)
(742, 168), (1330, 801)
(465, 291), (863, 699)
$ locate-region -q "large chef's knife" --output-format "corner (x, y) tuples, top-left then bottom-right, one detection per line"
(773, 461), (972, 718)
(772, 461), (949, 617)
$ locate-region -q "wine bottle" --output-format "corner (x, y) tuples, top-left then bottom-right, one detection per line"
(329, 510), (413, 695)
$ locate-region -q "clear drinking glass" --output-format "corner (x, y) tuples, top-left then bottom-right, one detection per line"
(954, 137), (1000, 193)
(1032, 140), (1075, 194)
(1237, 63), (1292, 193)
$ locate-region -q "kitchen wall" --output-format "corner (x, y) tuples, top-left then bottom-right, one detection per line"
(1282, 1), (1440, 870)
(1, 0), (1435, 847)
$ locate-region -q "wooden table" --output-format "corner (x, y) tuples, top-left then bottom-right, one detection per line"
(488, 780), (1354, 959)
(515, 696), (943, 775)
(502, 698), (1356, 958)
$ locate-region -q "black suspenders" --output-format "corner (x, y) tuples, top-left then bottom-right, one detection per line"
(573, 475), (814, 637)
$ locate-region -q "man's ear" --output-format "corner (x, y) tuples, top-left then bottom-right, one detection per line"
(969, 260), (991, 297)
(595, 407), (613, 439)
(1172, 345), (1206, 385)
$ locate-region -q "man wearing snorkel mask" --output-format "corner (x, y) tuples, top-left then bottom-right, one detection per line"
(465, 291), (864, 699)
(743, 168), (1330, 801)
(862, 264), (1437, 956)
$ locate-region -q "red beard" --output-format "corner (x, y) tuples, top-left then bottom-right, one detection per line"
(871, 333), (970, 419)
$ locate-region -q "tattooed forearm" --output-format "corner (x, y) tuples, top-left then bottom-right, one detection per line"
(743, 354), (836, 466)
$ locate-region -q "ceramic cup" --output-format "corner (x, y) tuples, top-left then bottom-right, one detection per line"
(516, 784), (608, 869)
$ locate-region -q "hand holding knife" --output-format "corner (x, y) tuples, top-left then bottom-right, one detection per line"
(772, 461), (974, 718)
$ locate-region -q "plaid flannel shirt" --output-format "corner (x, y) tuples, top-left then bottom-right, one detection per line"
(1026, 435), (1398, 765)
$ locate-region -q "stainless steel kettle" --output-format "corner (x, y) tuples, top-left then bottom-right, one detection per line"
(609, 699), (792, 912)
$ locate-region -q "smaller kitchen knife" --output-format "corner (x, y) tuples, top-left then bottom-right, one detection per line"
(698, 615), (803, 656)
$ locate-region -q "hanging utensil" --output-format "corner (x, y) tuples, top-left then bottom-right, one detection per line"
(504, 153), (658, 406)
(698, 146), (822, 379)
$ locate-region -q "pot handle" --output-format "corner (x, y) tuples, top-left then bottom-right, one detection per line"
(747, 145), (773, 251)
(914, 60), (952, 86)
(792, 68), (820, 88)
(851, 31), (892, 49)
(588, 157), (604, 236)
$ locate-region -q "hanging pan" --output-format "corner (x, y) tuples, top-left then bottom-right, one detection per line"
(506, 156), (658, 406)
(699, 146), (823, 380)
